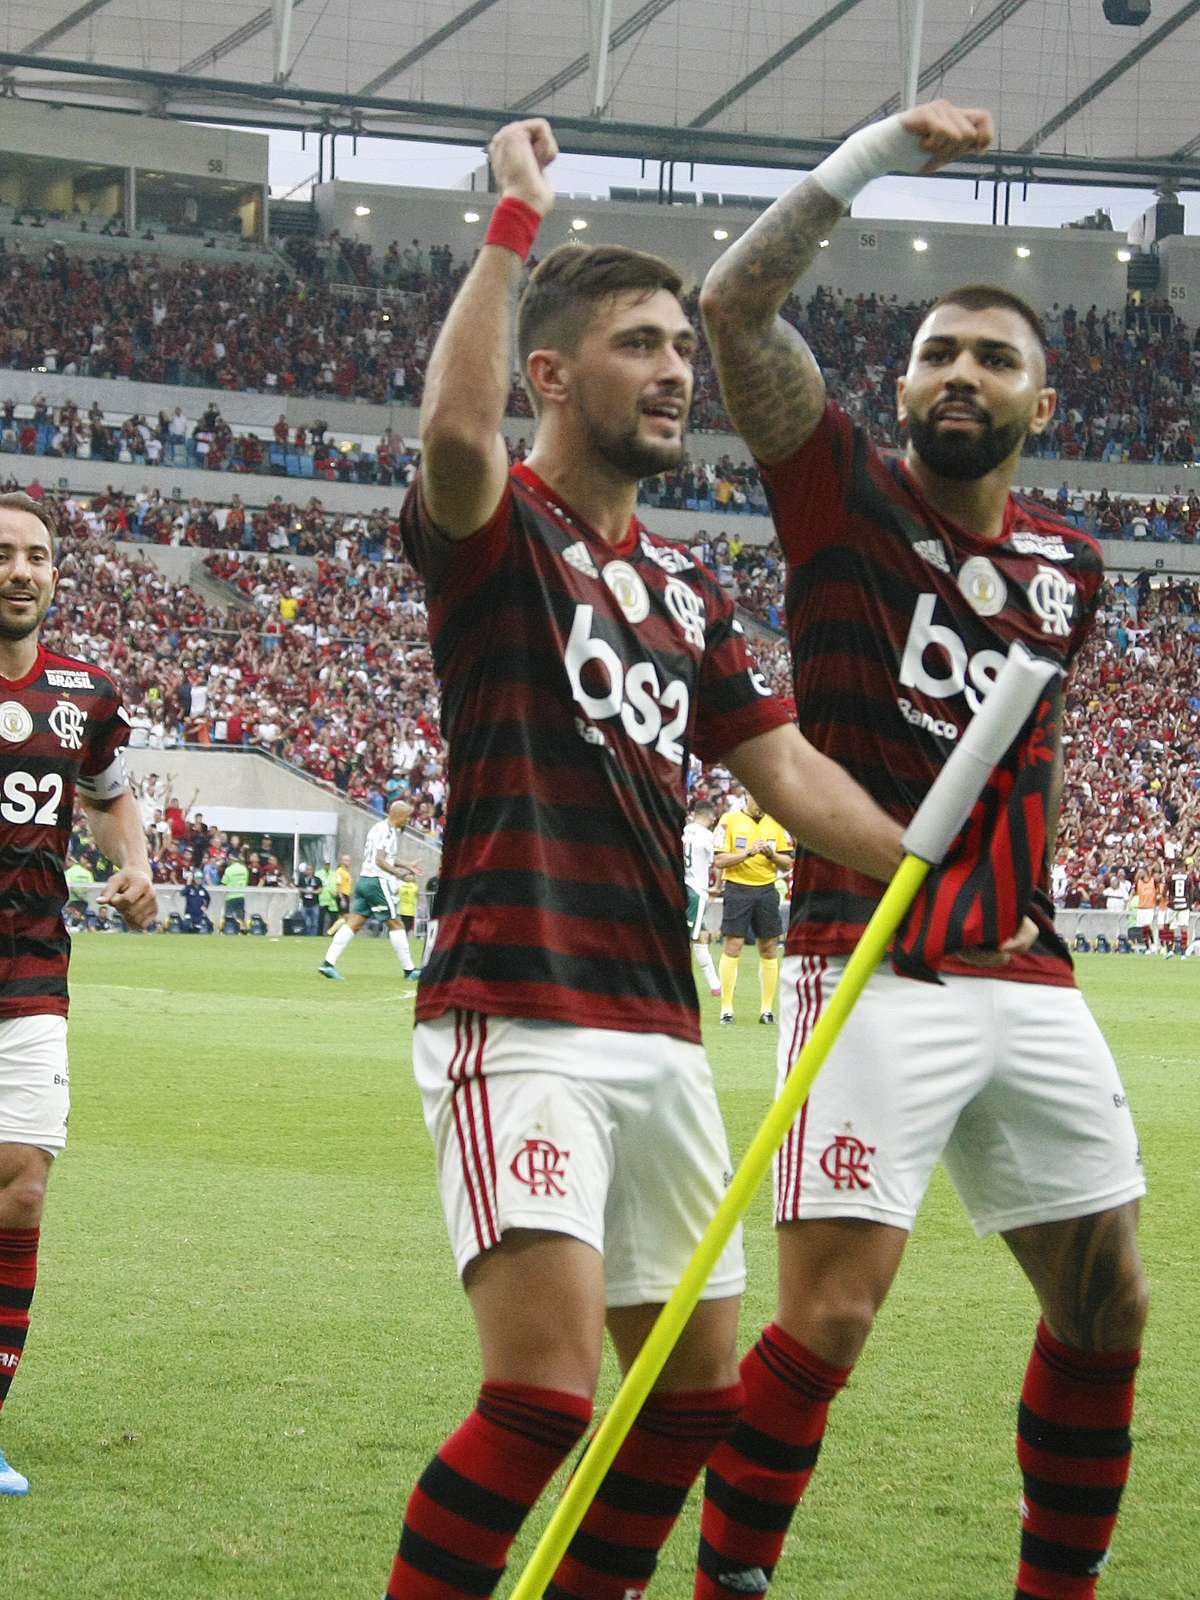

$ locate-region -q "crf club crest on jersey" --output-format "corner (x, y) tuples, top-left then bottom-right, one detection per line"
(1, 646), (130, 1020)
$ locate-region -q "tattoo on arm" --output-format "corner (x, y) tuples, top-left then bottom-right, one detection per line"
(700, 178), (846, 463)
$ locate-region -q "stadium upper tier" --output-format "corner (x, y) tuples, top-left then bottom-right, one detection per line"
(3, 239), (1198, 467)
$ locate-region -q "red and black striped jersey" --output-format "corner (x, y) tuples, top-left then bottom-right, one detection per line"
(401, 461), (791, 1043)
(760, 402), (1103, 987)
(1, 646), (130, 1019)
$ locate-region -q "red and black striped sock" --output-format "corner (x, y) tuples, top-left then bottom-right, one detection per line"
(0, 1227), (38, 1413)
(695, 1324), (850, 1598)
(1015, 1318), (1141, 1600)
(547, 1384), (743, 1600)
(386, 1381), (592, 1600)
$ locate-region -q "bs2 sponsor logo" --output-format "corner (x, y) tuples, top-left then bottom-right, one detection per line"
(565, 605), (690, 764)
(899, 594), (1006, 715)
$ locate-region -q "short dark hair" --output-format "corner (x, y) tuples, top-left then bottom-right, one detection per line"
(0, 489), (57, 551)
(517, 244), (685, 410)
(926, 284), (1047, 357)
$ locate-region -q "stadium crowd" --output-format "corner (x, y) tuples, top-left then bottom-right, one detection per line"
(34, 484), (1199, 904)
(4, 238), (1200, 459)
(11, 229), (1197, 905)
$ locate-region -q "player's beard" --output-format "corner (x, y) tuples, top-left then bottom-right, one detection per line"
(581, 407), (688, 482)
(906, 408), (1028, 481)
(0, 592), (50, 642)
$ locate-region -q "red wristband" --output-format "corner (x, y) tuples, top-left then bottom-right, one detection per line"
(485, 196), (542, 261)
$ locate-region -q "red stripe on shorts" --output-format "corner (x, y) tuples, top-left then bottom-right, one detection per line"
(457, 1013), (500, 1253)
(464, 1015), (498, 1246)
(777, 957), (825, 1223)
(447, 1011), (490, 1256)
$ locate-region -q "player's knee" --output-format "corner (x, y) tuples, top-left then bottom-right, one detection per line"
(1048, 1251), (1150, 1354)
(778, 1285), (879, 1367)
(1115, 1266), (1151, 1346)
(666, 1302), (741, 1391)
(1075, 1260), (1150, 1353)
(0, 1168), (49, 1225)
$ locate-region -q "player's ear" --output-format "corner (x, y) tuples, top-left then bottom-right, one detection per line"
(1026, 385), (1058, 438)
(895, 374), (908, 427)
(527, 348), (569, 409)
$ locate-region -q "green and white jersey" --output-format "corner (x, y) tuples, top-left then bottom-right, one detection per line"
(360, 820), (399, 881)
(682, 820), (716, 898)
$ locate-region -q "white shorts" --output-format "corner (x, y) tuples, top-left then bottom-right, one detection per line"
(414, 1010), (744, 1307)
(0, 1016), (70, 1155)
(1135, 908), (1157, 928)
(1169, 910), (1191, 932)
(774, 956), (1145, 1238)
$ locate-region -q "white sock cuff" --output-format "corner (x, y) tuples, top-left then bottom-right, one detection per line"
(811, 114), (928, 207)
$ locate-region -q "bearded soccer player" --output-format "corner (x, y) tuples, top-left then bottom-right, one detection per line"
(0, 492), (156, 1495)
(383, 118), (906, 1600)
(695, 101), (1148, 1600)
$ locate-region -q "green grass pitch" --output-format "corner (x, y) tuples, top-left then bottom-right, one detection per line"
(1, 937), (1196, 1598)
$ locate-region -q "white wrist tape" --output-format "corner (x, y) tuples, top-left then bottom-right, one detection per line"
(811, 115), (929, 207)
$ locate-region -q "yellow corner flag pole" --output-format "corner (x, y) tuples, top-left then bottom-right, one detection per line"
(509, 645), (1060, 1600)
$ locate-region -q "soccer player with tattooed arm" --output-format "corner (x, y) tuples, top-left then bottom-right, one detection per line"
(381, 117), (909, 1600)
(0, 491), (156, 1496)
(694, 101), (1148, 1600)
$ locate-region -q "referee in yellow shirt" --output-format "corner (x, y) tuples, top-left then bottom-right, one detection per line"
(714, 795), (794, 1025)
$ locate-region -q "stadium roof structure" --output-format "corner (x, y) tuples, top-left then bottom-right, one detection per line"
(2, 0), (1200, 190)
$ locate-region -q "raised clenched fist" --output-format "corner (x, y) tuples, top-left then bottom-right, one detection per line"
(899, 100), (994, 175)
(488, 119), (559, 219)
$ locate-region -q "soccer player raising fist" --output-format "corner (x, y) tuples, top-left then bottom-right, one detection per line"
(380, 117), (910, 1600)
(693, 102), (1147, 1600)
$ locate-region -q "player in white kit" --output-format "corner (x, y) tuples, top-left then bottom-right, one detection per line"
(683, 801), (721, 996)
(318, 800), (421, 980)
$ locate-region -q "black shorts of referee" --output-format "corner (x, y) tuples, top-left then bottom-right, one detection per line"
(720, 880), (782, 943)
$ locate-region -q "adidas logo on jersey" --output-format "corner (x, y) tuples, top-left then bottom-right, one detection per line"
(913, 538), (950, 573)
(561, 540), (599, 579)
